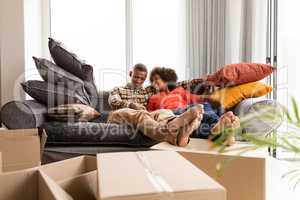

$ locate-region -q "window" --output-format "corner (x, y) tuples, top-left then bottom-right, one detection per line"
(278, 0), (300, 107)
(132, 0), (186, 83)
(50, 0), (186, 90)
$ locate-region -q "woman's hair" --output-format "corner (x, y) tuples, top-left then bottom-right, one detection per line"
(150, 67), (178, 91)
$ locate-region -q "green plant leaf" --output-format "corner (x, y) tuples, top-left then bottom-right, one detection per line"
(292, 97), (300, 125)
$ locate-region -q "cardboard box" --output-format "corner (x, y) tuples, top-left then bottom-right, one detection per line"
(0, 129), (47, 172)
(97, 151), (226, 200)
(41, 156), (97, 200)
(151, 139), (269, 200)
(0, 168), (73, 200)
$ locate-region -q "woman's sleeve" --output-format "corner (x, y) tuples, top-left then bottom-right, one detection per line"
(147, 97), (156, 111)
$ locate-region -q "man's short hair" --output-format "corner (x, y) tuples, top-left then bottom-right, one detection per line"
(133, 63), (148, 73)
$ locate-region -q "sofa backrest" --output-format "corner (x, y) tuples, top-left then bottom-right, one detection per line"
(98, 91), (112, 112)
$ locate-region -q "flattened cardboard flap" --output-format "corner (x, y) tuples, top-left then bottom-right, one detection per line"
(97, 151), (225, 200)
(41, 156), (96, 182)
(0, 128), (47, 172)
(0, 168), (39, 200)
(40, 156), (97, 200)
(39, 170), (73, 200)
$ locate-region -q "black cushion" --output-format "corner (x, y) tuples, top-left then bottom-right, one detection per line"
(21, 80), (90, 107)
(48, 38), (87, 80)
(33, 57), (84, 87)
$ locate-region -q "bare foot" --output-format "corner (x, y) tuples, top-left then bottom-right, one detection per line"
(210, 111), (240, 146)
(177, 118), (201, 147)
(167, 105), (204, 131)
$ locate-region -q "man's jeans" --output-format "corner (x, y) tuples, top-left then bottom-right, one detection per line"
(172, 103), (219, 139)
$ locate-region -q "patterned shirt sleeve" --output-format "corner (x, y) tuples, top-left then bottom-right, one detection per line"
(108, 87), (130, 110)
(145, 85), (157, 96)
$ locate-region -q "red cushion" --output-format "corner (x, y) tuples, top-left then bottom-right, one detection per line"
(207, 63), (275, 86)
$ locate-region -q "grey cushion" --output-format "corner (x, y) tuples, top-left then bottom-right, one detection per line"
(1, 100), (47, 129)
(233, 98), (283, 140)
(83, 62), (99, 109)
(48, 38), (87, 80)
(21, 80), (89, 107)
(42, 121), (158, 147)
(33, 57), (84, 87)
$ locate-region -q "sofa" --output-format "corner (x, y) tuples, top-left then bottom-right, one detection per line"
(0, 90), (282, 164)
(0, 38), (282, 162)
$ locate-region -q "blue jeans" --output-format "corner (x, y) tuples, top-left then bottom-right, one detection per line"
(172, 103), (219, 139)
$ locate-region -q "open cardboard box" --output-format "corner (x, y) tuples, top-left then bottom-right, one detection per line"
(0, 152), (2, 173)
(151, 139), (270, 200)
(40, 156), (97, 200)
(97, 151), (226, 200)
(0, 167), (73, 200)
(0, 129), (47, 172)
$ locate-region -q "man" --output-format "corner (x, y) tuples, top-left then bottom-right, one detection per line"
(107, 64), (207, 146)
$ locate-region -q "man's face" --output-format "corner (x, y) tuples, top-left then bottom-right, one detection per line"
(130, 69), (147, 87)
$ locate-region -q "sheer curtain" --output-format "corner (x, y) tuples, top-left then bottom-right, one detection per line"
(186, 0), (227, 78)
(186, 0), (268, 78)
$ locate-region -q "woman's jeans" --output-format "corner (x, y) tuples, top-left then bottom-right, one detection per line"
(172, 103), (219, 139)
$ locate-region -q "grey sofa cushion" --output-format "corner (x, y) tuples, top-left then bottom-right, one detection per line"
(48, 38), (87, 80)
(82, 65), (99, 110)
(33, 57), (84, 87)
(42, 121), (158, 147)
(21, 80), (89, 107)
(0, 100), (47, 129)
(233, 98), (283, 139)
(48, 39), (99, 109)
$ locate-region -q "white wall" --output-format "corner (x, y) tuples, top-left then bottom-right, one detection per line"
(0, 0), (46, 106)
(0, 0), (26, 106)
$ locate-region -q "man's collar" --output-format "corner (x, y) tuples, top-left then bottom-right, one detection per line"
(126, 82), (143, 90)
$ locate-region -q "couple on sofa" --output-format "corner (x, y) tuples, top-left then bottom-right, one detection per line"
(108, 64), (240, 147)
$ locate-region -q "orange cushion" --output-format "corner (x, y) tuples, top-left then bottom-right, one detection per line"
(207, 63), (275, 86)
(208, 82), (273, 109)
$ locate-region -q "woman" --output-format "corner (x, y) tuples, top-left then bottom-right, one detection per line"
(147, 67), (240, 145)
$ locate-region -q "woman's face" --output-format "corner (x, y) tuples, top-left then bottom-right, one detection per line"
(152, 74), (167, 91)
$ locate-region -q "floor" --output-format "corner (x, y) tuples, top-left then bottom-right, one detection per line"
(267, 153), (300, 200)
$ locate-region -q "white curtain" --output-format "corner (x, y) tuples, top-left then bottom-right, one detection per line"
(186, 0), (227, 77)
(186, 0), (268, 78)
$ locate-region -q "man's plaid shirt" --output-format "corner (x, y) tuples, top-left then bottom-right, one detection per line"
(108, 79), (205, 110)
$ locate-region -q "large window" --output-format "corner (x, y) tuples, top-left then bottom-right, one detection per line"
(277, 0), (300, 107)
(50, 0), (186, 90)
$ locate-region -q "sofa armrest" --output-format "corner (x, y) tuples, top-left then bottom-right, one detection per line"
(233, 98), (266, 116)
(0, 100), (48, 129)
(232, 98), (283, 140)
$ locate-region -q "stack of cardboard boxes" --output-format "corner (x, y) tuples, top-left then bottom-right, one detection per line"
(0, 129), (271, 200)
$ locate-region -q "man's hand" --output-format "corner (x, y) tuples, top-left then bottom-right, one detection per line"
(129, 103), (146, 110)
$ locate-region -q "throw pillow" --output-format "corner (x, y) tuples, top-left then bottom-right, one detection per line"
(48, 104), (101, 122)
(82, 64), (99, 109)
(21, 80), (90, 107)
(206, 63), (275, 86)
(33, 57), (84, 87)
(208, 82), (273, 109)
(48, 38), (87, 80)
